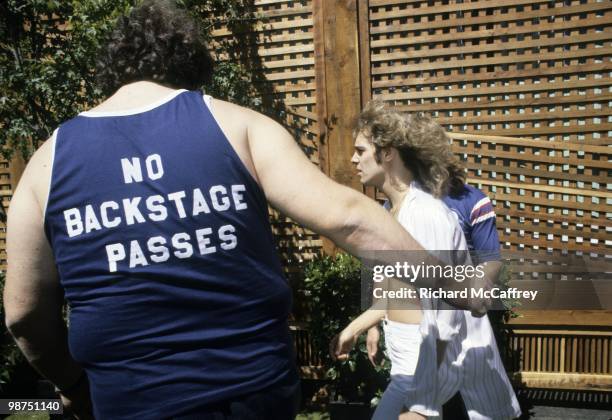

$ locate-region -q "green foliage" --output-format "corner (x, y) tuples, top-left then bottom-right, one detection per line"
(0, 0), (134, 391)
(489, 262), (522, 371)
(296, 413), (330, 420)
(0, 0), (134, 159)
(303, 253), (389, 404)
(5, 414), (49, 420)
(0, 0), (295, 160)
(0, 207), (17, 389)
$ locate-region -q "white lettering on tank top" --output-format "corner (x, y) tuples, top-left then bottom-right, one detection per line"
(146, 195), (167, 221)
(84, 205), (102, 233)
(147, 236), (170, 263)
(172, 232), (194, 258)
(145, 154), (164, 180)
(64, 208), (83, 237)
(123, 197), (146, 225)
(210, 186), (230, 211)
(121, 154), (164, 184)
(58, 154), (255, 272)
(195, 227), (216, 255)
(231, 185), (248, 210)
(192, 188), (211, 216)
(100, 201), (121, 228)
(219, 225), (237, 250)
(167, 191), (187, 218)
(129, 240), (149, 268)
(121, 157), (143, 184)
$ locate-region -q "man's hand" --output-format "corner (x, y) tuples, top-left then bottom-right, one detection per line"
(330, 309), (385, 361)
(366, 326), (381, 366)
(58, 376), (94, 420)
(468, 275), (493, 318)
(329, 327), (358, 361)
(469, 260), (503, 317)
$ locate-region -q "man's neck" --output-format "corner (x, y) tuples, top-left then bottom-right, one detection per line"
(90, 81), (177, 113)
(381, 168), (414, 213)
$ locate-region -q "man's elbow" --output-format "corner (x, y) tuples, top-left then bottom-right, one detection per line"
(4, 302), (37, 339)
(324, 192), (365, 249)
(5, 311), (26, 338)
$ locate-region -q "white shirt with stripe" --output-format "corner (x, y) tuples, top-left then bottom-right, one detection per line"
(391, 184), (521, 419)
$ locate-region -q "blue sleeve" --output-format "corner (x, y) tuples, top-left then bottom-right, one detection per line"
(470, 212), (501, 261)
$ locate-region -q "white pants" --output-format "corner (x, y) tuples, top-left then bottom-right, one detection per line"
(372, 319), (439, 420)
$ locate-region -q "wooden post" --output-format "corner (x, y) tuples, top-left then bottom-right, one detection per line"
(357, 0), (372, 108)
(356, 0), (376, 200)
(314, 0), (367, 254)
(314, 0), (362, 190)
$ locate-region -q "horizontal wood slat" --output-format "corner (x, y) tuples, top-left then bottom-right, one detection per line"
(370, 3), (611, 34)
(373, 62), (610, 88)
(371, 47), (611, 75)
(370, 18), (608, 48)
(370, 0), (553, 18)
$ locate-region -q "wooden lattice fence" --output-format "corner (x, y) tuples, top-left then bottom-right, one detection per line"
(316, 0), (611, 391)
(361, 0), (610, 254)
(0, 156), (24, 268)
(209, 0), (323, 294)
(367, 0), (610, 144)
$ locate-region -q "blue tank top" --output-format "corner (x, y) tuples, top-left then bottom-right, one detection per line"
(44, 90), (296, 419)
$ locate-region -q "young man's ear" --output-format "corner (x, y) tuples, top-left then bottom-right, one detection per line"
(380, 146), (396, 162)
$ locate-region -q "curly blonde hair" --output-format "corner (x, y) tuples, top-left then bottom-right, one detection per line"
(354, 100), (465, 198)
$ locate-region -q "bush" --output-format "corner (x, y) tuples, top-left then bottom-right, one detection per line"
(303, 253), (389, 404)
(0, 0), (296, 160)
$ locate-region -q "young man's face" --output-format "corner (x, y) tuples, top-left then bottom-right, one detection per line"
(351, 132), (385, 188)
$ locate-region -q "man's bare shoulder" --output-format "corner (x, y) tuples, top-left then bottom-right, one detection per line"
(210, 98), (280, 127)
(18, 135), (55, 211)
(210, 98), (252, 117)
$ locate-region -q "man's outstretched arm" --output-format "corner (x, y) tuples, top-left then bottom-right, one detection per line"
(246, 110), (425, 256)
(330, 309), (386, 361)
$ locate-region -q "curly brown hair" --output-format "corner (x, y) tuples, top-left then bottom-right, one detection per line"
(96, 0), (214, 94)
(355, 100), (465, 198)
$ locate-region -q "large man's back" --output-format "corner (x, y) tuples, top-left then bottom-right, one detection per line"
(44, 88), (296, 418)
